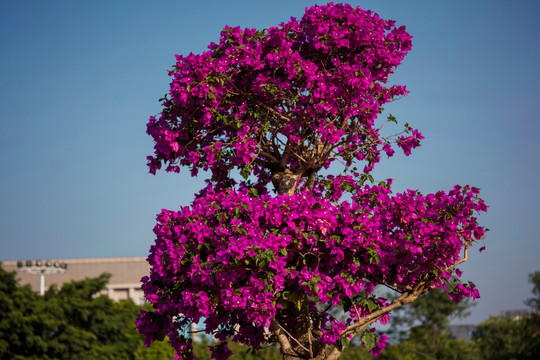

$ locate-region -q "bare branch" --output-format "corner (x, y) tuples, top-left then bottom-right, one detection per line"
(444, 246), (469, 271)
(270, 319), (293, 353)
(258, 151), (279, 163)
(271, 319), (311, 355)
(312, 345), (327, 360)
(256, 102), (294, 123)
(343, 281), (429, 337)
(308, 329), (314, 359)
(325, 347), (342, 360)
(349, 297), (362, 322)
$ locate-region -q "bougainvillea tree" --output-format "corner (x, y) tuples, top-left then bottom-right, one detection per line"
(137, 3), (487, 360)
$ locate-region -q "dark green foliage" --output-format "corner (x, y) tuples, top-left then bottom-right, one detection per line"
(339, 345), (373, 360)
(0, 264), (140, 359)
(474, 316), (534, 360)
(134, 334), (177, 359)
(473, 271), (540, 360)
(525, 271), (540, 311)
(378, 338), (480, 360)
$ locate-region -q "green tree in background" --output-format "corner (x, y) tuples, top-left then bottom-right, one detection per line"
(377, 288), (480, 360)
(0, 264), (141, 359)
(135, 336), (177, 360)
(474, 271), (540, 360)
(525, 271), (540, 311)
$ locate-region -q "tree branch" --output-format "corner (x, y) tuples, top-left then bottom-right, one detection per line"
(258, 151), (279, 163)
(444, 246), (469, 271)
(325, 347), (342, 360)
(270, 319), (312, 355)
(256, 102), (294, 123)
(270, 319), (293, 353)
(342, 281), (429, 337)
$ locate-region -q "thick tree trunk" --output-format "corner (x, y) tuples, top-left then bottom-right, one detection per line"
(270, 171), (323, 359)
(272, 295), (330, 359)
(270, 168), (343, 359)
(272, 169), (300, 196)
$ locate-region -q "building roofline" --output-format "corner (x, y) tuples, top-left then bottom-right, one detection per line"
(1, 256), (147, 266)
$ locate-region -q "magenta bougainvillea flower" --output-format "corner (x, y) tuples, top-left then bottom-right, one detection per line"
(137, 3), (487, 360)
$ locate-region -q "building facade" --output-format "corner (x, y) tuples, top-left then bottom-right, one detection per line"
(1, 257), (150, 304)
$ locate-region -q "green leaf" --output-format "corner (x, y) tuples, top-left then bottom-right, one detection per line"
(367, 299), (378, 312)
(256, 258), (268, 268)
(362, 331), (377, 351)
(367, 248), (380, 264)
(338, 337), (350, 350)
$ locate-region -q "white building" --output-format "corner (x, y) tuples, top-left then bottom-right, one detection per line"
(2, 257), (150, 304)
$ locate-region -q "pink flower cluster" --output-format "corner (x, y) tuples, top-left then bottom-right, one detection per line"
(397, 129), (425, 156)
(138, 179), (486, 358)
(146, 3), (415, 189)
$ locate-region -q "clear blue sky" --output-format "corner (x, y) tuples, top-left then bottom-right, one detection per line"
(1, 0), (539, 325)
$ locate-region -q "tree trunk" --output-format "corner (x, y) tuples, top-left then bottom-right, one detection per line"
(272, 169), (300, 196)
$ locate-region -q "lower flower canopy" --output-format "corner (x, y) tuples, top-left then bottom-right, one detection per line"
(137, 180), (486, 359)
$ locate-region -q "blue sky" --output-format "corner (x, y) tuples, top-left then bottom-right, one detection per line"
(1, 0), (539, 325)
